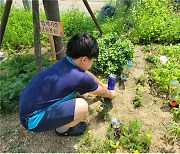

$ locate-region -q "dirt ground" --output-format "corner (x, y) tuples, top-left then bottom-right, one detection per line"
(1, 46), (179, 153)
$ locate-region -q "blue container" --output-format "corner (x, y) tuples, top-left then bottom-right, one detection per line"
(108, 74), (116, 90)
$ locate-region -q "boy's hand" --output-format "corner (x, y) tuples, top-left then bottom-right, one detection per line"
(109, 90), (116, 99)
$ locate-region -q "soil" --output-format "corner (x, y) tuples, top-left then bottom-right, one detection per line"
(1, 46), (179, 153)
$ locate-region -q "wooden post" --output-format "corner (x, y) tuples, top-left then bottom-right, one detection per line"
(48, 35), (57, 61)
(0, 0), (13, 48)
(32, 0), (42, 73)
(42, 0), (64, 60)
(83, 0), (103, 35)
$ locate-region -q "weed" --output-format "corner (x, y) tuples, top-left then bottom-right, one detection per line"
(137, 75), (146, 86)
(0, 52), (55, 113)
(133, 95), (142, 107)
(78, 119), (151, 153)
(172, 106), (180, 121)
(137, 84), (144, 95)
(167, 121), (180, 139)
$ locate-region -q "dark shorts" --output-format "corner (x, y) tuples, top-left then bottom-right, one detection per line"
(21, 99), (76, 132)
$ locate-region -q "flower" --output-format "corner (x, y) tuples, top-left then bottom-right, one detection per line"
(134, 150), (139, 154)
(88, 130), (92, 134)
(146, 133), (151, 138)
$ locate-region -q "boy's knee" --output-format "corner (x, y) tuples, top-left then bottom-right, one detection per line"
(75, 98), (88, 114)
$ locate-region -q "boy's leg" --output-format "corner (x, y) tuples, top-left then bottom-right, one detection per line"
(25, 98), (88, 133)
(59, 98), (88, 128)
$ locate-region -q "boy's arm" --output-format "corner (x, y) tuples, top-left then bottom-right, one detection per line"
(88, 84), (116, 99)
(86, 71), (116, 99)
(86, 71), (104, 87)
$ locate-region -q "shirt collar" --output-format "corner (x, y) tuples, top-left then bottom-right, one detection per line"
(66, 56), (76, 66)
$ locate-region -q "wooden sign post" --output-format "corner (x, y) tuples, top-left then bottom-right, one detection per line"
(40, 20), (64, 61)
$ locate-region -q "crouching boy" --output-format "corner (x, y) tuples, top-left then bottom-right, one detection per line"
(19, 33), (116, 136)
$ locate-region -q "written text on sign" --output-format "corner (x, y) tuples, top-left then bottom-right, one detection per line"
(40, 20), (64, 37)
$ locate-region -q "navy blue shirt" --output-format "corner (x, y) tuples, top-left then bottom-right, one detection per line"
(19, 57), (98, 118)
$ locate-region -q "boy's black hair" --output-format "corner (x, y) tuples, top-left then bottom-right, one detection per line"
(66, 33), (99, 59)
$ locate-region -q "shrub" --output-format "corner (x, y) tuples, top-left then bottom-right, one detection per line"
(92, 32), (134, 75)
(61, 8), (96, 39)
(129, 0), (180, 44)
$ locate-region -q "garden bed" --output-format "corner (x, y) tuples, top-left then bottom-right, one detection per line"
(1, 46), (179, 153)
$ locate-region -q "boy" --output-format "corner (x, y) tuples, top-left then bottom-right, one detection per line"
(19, 33), (116, 136)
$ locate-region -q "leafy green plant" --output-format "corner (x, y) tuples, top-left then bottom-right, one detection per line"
(172, 106), (180, 121)
(119, 119), (151, 153)
(148, 44), (180, 92)
(0, 7), (47, 53)
(0, 52), (54, 113)
(137, 75), (146, 86)
(129, 0), (180, 44)
(133, 95), (142, 107)
(78, 119), (151, 153)
(61, 8), (96, 39)
(167, 121), (180, 139)
(92, 32), (134, 75)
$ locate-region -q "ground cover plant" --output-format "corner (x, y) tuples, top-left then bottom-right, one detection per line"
(0, 52), (55, 113)
(145, 44), (180, 93)
(129, 0), (180, 44)
(78, 119), (151, 153)
(0, 7), (47, 54)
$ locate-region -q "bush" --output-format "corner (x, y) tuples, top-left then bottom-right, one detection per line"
(61, 8), (96, 39)
(129, 0), (180, 44)
(92, 32), (134, 75)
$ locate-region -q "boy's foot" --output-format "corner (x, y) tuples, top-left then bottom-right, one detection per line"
(55, 122), (87, 136)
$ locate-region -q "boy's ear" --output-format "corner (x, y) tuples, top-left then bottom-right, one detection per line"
(81, 56), (88, 64)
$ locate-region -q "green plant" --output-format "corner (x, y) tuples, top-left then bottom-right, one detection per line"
(120, 119), (151, 153)
(61, 8), (96, 39)
(0, 52), (54, 113)
(78, 119), (151, 153)
(137, 75), (146, 86)
(167, 121), (180, 139)
(78, 128), (111, 153)
(133, 95), (142, 107)
(129, 0), (180, 44)
(92, 32), (134, 75)
(0, 7), (47, 53)
(172, 106), (180, 121)
(148, 44), (180, 92)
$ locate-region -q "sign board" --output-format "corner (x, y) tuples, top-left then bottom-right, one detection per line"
(40, 20), (64, 37)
